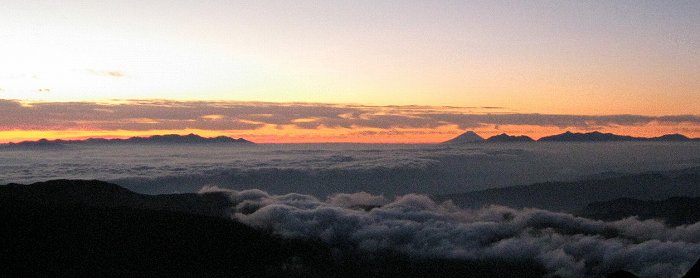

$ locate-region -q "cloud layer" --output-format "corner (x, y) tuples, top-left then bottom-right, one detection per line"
(207, 187), (700, 277)
(1, 99), (698, 132)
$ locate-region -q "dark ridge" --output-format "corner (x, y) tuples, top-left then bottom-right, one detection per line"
(0, 180), (547, 278)
(442, 131), (485, 143)
(443, 131), (696, 144)
(684, 258), (700, 278)
(605, 270), (639, 278)
(650, 133), (691, 142)
(577, 197), (700, 226)
(485, 133), (535, 142)
(119, 133), (253, 144)
(2, 133), (253, 147)
(538, 131), (694, 142)
(3, 132), (697, 147)
(0, 180), (234, 218)
(538, 131), (638, 142)
(439, 167), (700, 212)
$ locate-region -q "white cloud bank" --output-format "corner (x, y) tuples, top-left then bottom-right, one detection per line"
(200, 187), (700, 277)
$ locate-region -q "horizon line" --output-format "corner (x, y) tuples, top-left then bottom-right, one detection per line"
(2, 130), (698, 145)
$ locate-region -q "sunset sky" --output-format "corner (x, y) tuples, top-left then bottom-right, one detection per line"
(1, 1), (698, 143)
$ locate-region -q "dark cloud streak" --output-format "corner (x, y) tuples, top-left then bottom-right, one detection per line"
(0, 99), (697, 131)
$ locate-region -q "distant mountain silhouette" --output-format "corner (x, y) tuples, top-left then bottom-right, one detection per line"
(648, 133), (692, 141)
(0, 180), (546, 278)
(538, 131), (694, 142)
(538, 131), (638, 142)
(485, 133), (535, 142)
(578, 197), (700, 226)
(116, 133), (253, 144)
(444, 131), (696, 144)
(443, 131), (485, 143)
(3, 133), (253, 147)
(3, 132), (696, 147)
(440, 167), (700, 212)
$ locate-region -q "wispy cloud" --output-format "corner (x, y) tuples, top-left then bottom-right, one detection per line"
(86, 69), (126, 78)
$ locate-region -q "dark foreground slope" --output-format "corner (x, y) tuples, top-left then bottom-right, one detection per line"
(685, 259), (700, 278)
(0, 179), (234, 217)
(0, 180), (545, 278)
(441, 167), (700, 212)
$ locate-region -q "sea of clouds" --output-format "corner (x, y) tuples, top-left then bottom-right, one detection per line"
(200, 186), (700, 277)
(3, 143), (700, 196)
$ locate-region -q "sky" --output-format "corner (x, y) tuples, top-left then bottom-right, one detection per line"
(0, 1), (698, 142)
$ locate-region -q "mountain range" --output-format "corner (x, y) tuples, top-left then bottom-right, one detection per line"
(442, 131), (536, 143)
(444, 131), (699, 143)
(2, 131), (697, 146)
(2, 133), (253, 147)
(538, 131), (696, 142)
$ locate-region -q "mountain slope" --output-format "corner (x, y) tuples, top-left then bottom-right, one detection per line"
(0, 180), (234, 218)
(2, 133), (253, 147)
(440, 167), (700, 212)
(577, 197), (700, 226)
(684, 259), (700, 278)
(538, 131), (637, 142)
(443, 131), (485, 143)
(538, 131), (694, 142)
(486, 133), (534, 142)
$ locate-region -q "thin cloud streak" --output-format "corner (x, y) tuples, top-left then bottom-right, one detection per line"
(0, 99), (698, 141)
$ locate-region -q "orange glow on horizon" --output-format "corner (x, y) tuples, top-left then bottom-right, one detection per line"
(1, 122), (698, 144)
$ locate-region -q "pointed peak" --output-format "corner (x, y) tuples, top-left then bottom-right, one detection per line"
(443, 131), (485, 144)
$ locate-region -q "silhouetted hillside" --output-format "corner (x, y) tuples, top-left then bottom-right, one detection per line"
(118, 133), (253, 144)
(577, 197), (700, 226)
(649, 134), (692, 142)
(443, 130), (697, 144)
(485, 133), (534, 142)
(442, 131), (485, 143)
(0, 180), (234, 218)
(685, 259), (700, 278)
(440, 167), (700, 212)
(2, 133), (253, 147)
(605, 270), (639, 278)
(0, 180), (546, 278)
(538, 131), (638, 142)
(538, 131), (694, 142)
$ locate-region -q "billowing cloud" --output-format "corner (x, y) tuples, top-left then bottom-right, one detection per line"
(0, 99), (698, 133)
(214, 188), (700, 277)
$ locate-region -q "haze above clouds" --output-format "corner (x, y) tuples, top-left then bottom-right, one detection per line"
(2, 143), (699, 196)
